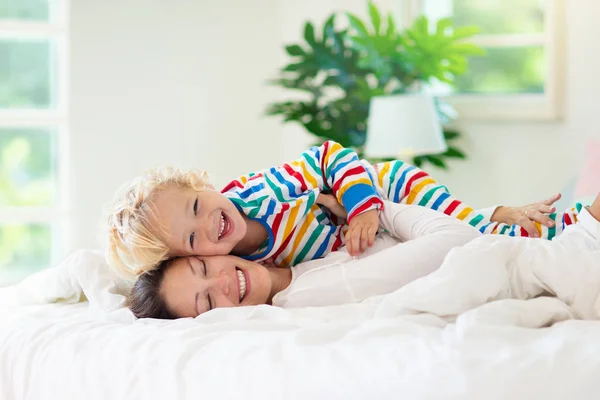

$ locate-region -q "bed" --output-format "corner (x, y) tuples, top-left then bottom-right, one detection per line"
(2, 243), (600, 400)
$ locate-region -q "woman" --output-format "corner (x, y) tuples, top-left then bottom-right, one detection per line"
(129, 193), (600, 319)
(129, 199), (482, 318)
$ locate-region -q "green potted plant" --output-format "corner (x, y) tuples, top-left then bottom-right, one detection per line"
(266, 1), (483, 169)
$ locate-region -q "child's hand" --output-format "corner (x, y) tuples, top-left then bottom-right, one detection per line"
(316, 193), (348, 219)
(261, 258), (278, 268)
(345, 209), (379, 256)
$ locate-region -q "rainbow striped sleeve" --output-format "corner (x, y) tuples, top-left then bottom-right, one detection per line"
(374, 160), (580, 240)
(284, 141), (383, 221)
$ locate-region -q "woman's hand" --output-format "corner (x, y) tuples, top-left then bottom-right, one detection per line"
(490, 193), (562, 237)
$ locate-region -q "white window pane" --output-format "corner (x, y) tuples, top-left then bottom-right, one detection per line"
(423, 0), (545, 35)
(0, 0), (55, 22)
(0, 223), (52, 283)
(455, 47), (545, 94)
(0, 128), (57, 206)
(0, 39), (56, 109)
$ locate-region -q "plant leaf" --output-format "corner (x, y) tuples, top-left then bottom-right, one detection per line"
(304, 22), (316, 45)
(347, 13), (369, 37)
(283, 62), (304, 72)
(425, 155), (447, 169)
(435, 17), (453, 35)
(368, 1), (382, 35)
(348, 35), (370, 50)
(386, 13), (396, 37)
(414, 16), (429, 36)
(413, 155), (424, 168)
(323, 14), (335, 41)
(444, 147), (466, 159)
(443, 130), (460, 140)
(285, 44), (305, 56)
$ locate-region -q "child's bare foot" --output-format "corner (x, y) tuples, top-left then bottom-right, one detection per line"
(588, 193), (600, 222)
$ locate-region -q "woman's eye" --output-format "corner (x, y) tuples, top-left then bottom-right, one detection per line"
(189, 232), (195, 249)
(207, 294), (213, 311)
(193, 198), (198, 215)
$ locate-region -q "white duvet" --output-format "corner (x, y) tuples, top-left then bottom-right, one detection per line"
(2, 211), (600, 400)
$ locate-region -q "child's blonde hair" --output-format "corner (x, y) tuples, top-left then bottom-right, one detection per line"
(101, 166), (212, 280)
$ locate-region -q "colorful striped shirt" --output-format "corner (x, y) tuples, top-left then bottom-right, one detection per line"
(221, 141), (580, 267)
(365, 160), (582, 239)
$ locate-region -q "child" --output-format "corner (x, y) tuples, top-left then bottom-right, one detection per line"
(103, 141), (581, 278)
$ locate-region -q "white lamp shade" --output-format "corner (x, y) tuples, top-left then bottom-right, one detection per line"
(365, 94), (447, 158)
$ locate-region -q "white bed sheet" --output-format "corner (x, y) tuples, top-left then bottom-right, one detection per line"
(2, 230), (600, 400)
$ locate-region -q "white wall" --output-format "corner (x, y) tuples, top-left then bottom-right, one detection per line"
(67, 0), (283, 252)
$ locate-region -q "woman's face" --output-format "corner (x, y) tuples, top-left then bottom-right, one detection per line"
(160, 255), (272, 318)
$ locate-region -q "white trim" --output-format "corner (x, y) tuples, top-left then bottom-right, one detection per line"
(446, 94), (558, 121)
(0, 21), (65, 37)
(544, 0), (566, 120)
(56, 3), (71, 259)
(0, 0), (70, 276)
(468, 33), (546, 48)
(0, 111), (66, 127)
(404, 0), (564, 121)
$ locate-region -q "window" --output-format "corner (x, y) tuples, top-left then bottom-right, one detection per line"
(0, 0), (68, 284)
(403, 0), (564, 120)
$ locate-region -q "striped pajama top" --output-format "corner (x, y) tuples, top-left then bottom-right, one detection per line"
(221, 141), (580, 267)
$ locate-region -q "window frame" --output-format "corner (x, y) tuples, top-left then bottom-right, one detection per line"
(0, 2), (69, 283)
(400, 0), (565, 121)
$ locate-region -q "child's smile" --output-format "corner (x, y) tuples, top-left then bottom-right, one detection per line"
(148, 186), (247, 257)
(218, 211), (233, 240)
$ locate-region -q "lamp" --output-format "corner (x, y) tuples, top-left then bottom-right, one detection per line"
(364, 94), (447, 158)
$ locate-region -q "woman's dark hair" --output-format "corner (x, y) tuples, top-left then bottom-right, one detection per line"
(128, 259), (180, 319)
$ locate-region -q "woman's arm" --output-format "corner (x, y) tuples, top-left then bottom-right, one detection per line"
(345, 203), (483, 303)
(378, 201), (481, 243)
(275, 202), (481, 308)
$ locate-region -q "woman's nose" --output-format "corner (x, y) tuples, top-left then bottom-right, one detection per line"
(209, 272), (230, 296)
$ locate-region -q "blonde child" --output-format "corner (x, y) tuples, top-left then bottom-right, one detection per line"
(103, 141), (580, 278)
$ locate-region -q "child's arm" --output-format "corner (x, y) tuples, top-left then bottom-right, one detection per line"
(222, 141), (384, 252)
(293, 141), (384, 219)
(290, 141), (386, 255)
(224, 141), (383, 218)
(377, 160), (580, 239)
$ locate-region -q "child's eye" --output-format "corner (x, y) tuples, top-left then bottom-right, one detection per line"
(189, 232), (195, 249)
(193, 198), (198, 215)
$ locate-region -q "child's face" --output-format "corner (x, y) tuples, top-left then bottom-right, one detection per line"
(160, 255), (272, 318)
(149, 185), (247, 257)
